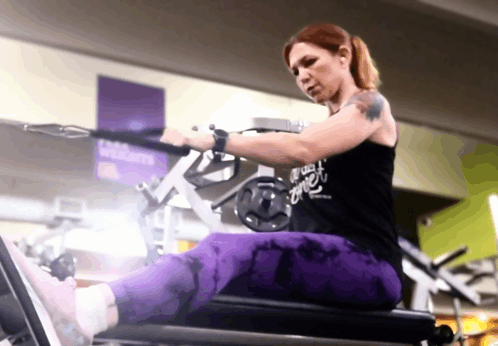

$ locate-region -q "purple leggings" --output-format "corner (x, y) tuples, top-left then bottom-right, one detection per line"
(108, 232), (403, 325)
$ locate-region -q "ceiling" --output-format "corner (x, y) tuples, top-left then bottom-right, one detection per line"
(383, 0), (498, 33)
(0, 0), (496, 142)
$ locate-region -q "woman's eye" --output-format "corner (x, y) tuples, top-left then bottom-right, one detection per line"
(304, 59), (316, 67)
(292, 58), (316, 76)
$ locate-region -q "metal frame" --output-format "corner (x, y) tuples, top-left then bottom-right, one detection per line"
(134, 121), (284, 265)
(399, 236), (487, 346)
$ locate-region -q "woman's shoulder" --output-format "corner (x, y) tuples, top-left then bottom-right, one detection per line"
(360, 90), (398, 147)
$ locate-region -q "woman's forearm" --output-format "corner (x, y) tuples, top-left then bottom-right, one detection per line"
(225, 132), (307, 168)
(187, 131), (307, 169)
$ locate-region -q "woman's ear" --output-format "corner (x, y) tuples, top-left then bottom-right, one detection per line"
(337, 46), (351, 67)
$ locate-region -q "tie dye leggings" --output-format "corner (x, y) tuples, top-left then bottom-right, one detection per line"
(108, 232), (403, 325)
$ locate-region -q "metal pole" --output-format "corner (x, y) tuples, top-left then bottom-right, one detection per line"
(452, 297), (465, 346)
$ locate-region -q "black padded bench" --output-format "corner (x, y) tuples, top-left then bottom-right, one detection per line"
(96, 295), (452, 346)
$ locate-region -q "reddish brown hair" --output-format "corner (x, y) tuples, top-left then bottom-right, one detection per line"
(283, 24), (380, 90)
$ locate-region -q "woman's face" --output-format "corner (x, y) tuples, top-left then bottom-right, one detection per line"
(288, 42), (350, 104)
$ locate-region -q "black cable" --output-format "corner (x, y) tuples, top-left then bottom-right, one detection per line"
(23, 124), (191, 156)
(90, 128), (190, 156)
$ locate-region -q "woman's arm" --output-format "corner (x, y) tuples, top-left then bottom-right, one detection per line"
(221, 90), (389, 166)
(185, 130), (308, 169)
(296, 90), (389, 163)
(167, 90), (389, 168)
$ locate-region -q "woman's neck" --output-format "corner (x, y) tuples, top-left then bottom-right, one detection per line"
(326, 81), (360, 116)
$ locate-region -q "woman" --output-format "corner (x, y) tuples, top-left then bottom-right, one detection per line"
(1, 23), (403, 345)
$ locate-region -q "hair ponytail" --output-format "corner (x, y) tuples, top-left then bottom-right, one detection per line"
(350, 36), (381, 90)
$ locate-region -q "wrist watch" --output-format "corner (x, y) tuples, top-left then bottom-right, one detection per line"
(212, 129), (229, 153)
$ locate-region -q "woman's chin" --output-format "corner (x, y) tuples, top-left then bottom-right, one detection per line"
(307, 93), (321, 103)
(311, 95), (327, 104)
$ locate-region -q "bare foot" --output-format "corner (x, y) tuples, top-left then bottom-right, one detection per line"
(3, 236), (93, 346)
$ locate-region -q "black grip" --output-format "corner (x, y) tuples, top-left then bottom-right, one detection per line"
(91, 129), (190, 156)
(107, 128), (165, 137)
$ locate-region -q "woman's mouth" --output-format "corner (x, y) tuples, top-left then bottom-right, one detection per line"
(309, 86), (320, 96)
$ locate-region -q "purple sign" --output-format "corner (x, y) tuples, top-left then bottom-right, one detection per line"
(95, 76), (167, 185)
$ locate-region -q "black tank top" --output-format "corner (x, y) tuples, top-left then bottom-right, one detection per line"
(288, 140), (403, 284)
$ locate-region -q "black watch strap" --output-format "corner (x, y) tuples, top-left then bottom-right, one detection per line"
(212, 129), (229, 153)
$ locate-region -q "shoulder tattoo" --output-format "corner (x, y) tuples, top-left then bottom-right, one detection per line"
(344, 90), (385, 122)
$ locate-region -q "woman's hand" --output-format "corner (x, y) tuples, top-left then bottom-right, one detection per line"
(160, 129), (190, 147)
(160, 128), (215, 152)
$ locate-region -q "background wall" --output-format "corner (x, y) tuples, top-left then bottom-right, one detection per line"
(0, 36), (328, 130)
(419, 144), (498, 266)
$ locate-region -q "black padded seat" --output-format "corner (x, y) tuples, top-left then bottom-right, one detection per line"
(185, 295), (436, 343)
(97, 295), (440, 345)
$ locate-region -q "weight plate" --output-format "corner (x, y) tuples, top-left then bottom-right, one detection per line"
(235, 176), (292, 232)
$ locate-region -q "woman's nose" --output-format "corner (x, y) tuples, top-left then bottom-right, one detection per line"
(299, 72), (311, 86)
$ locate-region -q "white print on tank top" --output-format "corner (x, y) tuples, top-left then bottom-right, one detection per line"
(289, 159), (332, 204)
